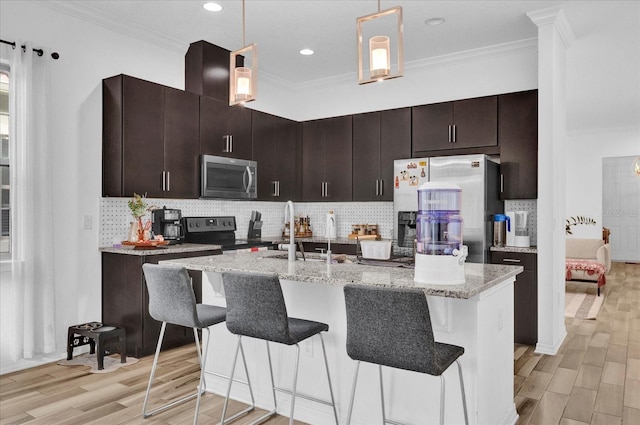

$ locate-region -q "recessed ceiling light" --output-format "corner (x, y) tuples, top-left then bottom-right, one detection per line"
(425, 17), (445, 26)
(203, 2), (222, 12)
(299, 49), (314, 56)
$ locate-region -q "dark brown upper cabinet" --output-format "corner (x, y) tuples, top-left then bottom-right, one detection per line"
(412, 96), (498, 155)
(498, 90), (538, 199)
(252, 110), (302, 201)
(199, 96), (253, 160)
(185, 40), (230, 103)
(102, 75), (199, 199)
(302, 116), (353, 202)
(352, 108), (411, 201)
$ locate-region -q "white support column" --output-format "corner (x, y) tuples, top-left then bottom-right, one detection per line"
(527, 7), (575, 355)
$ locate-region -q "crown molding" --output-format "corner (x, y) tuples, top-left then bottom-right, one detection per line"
(33, 0), (187, 53)
(527, 6), (575, 48)
(294, 37), (538, 92)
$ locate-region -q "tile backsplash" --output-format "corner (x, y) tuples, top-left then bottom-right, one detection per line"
(99, 198), (393, 247)
(100, 198), (537, 247)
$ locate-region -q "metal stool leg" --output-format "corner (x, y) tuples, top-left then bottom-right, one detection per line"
(143, 322), (205, 419)
(379, 365), (386, 425)
(220, 336), (257, 425)
(456, 360), (469, 425)
(346, 361), (361, 425)
(265, 341), (278, 411)
(439, 375), (446, 425)
(288, 344), (301, 425)
(318, 334), (339, 425)
(193, 327), (211, 425)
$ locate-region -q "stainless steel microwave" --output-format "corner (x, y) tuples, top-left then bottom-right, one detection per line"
(200, 155), (257, 199)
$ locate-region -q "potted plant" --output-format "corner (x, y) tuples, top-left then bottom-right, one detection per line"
(128, 193), (155, 241)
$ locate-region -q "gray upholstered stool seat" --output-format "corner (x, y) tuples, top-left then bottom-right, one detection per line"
(142, 264), (252, 425)
(220, 271), (338, 425)
(344, 284), (469, 425)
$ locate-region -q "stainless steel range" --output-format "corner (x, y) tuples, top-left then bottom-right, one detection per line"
(182, 216), (274, 252)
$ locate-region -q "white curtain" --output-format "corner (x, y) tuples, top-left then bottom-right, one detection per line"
(1, 41), (56, 361)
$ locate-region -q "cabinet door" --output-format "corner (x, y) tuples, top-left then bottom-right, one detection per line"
(275, 117), (301, 200)
(302, 120), (326, 201)
(380, 108), (411, 201)
(352, 112), (381, 201)
(499, 90), (538, 199)
(252, 111), (278, 200)
(412, 102), (453, 153)
(200, 96), (253, 160)
(122, 76), (165, 198)
(163, 87), (200, 199)
(490, 251), (537, 345)
(324, 115), (353, 201)
(453, 96), (498, 149)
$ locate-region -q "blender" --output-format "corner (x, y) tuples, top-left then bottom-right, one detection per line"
(414, 182), (468, 285)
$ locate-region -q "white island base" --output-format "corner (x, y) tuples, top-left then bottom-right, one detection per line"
(198, 272), (518, 425)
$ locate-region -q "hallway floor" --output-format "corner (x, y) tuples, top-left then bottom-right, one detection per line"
(514, 262), (640, 425)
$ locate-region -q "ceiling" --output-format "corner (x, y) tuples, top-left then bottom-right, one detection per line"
(42, 0), (580, 84)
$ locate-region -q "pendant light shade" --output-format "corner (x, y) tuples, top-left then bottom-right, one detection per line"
(357, 4), (403, 84)
(229, 0), (257, 106)
(634, 157), (640, 176)
(229, 44), (257, 105)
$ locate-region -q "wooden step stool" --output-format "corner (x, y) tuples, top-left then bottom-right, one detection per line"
(67, 322), (126, 370)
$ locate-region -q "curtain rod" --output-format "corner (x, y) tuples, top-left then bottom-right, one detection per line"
(0, 39), (60, 60)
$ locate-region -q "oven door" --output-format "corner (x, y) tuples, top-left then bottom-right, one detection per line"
(201, 155), (257, 199)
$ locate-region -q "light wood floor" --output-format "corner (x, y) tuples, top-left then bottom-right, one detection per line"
(1, 262), (638, 425)
(514, 262), (640, 425)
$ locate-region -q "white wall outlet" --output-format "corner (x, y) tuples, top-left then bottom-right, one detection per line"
(302, 338), (313, 357)
(83, 215), (93, 230)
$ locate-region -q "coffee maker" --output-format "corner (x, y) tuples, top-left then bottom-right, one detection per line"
(151, 207), (184, 244)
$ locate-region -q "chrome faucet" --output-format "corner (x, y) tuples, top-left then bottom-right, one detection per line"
(284, 200), (296, 262)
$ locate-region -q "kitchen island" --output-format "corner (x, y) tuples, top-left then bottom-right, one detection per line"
(161, 251), (523, 425)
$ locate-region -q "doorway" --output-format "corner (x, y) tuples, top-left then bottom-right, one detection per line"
(602, 156), (640, 262)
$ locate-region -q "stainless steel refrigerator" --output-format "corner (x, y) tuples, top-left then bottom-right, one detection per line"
(393, 154), (502, 263)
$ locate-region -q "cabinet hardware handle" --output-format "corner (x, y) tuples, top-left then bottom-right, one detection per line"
(162, 171), (166, 191)
(375, 179), (379, 196)
(230, 135), (233, 153)
(500, 174), (504, 193)
(167, 171), (170, 192)
(448, 125), (452, 143)
(223, 135), (231, 153)
(503, 258), (521, 263)
(277, 181), (280, 197)
(272, 181), (277, 196)
(380, 179), (384, 196)
(452, 124), (456, 143)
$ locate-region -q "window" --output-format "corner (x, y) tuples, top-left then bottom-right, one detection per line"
(0, 66), (9, 258)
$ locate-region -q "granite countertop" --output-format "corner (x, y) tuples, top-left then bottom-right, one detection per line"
(268, 236), (364, 245)
(100, 243), (223, 256)
(159, 250), (523, 299)
(490, 246), (538, 254)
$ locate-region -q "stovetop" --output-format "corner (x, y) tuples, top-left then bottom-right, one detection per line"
(182, 216), (273, 251)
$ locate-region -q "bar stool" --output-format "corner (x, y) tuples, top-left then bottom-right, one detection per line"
(142, 264), (253, 425)
(220, 271), (339, 425)
(343, 284), (469, 425)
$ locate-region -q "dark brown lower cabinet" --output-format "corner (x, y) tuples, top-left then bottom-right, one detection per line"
(490, 251), (538, 345)
(102, 249), (221, 358)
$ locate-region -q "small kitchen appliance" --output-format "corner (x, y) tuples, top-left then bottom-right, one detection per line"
(414, 182), (467, 285)
(513, 211), (530, 248)
(505, 211), (516, 246)
(151, 207), (184, 244)
(493, 214), (510, 247)
(200, 155), (257, 199)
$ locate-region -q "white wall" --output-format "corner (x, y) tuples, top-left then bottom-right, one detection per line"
(566, 129), (639, 239)
(1, 0), (186, 361)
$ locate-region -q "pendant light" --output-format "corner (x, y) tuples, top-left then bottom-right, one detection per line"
(357, 1), (403, 84)
(229, 0), (257, 105)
